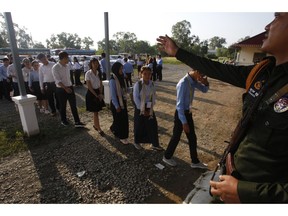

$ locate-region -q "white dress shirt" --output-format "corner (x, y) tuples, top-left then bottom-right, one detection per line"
(52, 62), (72, 87)
(7, 64), (17, 82)
(39, 61), (56, 89)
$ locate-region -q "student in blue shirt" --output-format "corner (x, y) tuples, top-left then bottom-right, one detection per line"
(99, 53), (107, 80)
(156, 54), (163, 81)
(162, 69), (209, 168)
(123, 57), (134, 87)
(0, 57), (12, 101)
(109, 62), (129, 144)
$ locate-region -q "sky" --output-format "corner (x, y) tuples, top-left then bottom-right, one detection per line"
(2, 0), (284, 51)
(9, 12), (273, 49)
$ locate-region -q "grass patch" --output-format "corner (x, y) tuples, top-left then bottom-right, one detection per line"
(163, 57), (183, 65)
(0, 111), (83, 159)
(0, 130), (28, 158)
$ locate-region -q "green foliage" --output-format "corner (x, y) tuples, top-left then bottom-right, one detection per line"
(134, 40), (156, 56)
(209, 36), (226, 50)
(0, 13), (33, 48)
(33, 42), (46, 48)
(97, 39), (119, 54)
(171, 20), (193, 48)
(46, 32), (82, 49)
(113, 32), (137, 54)
(82, 36), (94, 50)
(162, 57), (182, 65)
(206, 53), (217, 59)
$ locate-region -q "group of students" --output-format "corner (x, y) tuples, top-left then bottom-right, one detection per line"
(106, 60), (210, 169)
(136, 54), (163, 82)
(0, 52), (85, 127)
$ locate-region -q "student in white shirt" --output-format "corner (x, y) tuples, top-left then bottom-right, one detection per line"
(85, 58), (105, 136)
(52, 51), (85, 128)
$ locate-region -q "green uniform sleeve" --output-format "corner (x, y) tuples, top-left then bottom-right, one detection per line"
(238, 181), (288, 203)
(175, 48), (254, 89)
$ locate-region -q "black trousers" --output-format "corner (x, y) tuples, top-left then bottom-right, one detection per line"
(0, 81), (4, 99)
(3, 80), (12, 100)
(12, 82), (20, 96)
(164, 110), (199, 164)
(102, 73), (107, 81)
(56, 86), (80, 123)
(157, 65), (162, 81)
(125, 73), (132, 87)
(44, 82), (59, 113)
(74, 69), (82, 86)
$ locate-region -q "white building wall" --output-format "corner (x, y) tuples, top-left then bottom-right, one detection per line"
(236, 47), (263, 66)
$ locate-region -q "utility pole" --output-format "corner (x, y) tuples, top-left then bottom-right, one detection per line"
(4, 12), (39, 136)
(103, 12), (111, 104)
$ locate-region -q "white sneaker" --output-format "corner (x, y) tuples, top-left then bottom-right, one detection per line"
(120, 139), (129, 145)
(162, 156), (177, 167)
(191, 162), (208, 169)
(133, 143), (142, 149)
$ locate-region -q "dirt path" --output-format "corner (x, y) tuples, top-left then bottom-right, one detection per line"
(0, 64), (244, 203)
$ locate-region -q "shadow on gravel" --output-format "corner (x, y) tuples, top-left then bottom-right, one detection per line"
(1, 64), (221, 204)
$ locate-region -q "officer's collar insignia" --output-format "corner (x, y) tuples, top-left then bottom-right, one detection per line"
(274, 96), (288, 113)
(254, 81), (262, 90)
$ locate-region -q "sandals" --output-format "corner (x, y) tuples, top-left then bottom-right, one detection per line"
(93, 125), (105, 137)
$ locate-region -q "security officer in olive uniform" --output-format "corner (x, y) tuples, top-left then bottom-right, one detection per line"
(157, 12), (288, 203)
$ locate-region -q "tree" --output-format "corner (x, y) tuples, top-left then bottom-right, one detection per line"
(171, 20), (202, 54)
(33, 42), (46, 49)
(134, 40), (155, 55)
(113, 32), (137, 54)
(0, 14), (9, 47)
(97, 39), (118, 54)
(82, 36), (94, 50)
(0, 13), (33, 48)
(46, 32), (82, 49)
(209, 36), (226, 49)
(171, 20), (193, 50)
(237, 36), (250, 43)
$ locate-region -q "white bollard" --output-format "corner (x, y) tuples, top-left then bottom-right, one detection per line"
(12, 94), (39, 136)
(102, 80), (111, 105)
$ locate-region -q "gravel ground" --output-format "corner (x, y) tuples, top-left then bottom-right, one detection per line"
(0, 64), (243, 204)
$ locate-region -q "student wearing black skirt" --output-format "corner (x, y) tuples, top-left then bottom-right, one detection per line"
(109, 62), (129, 144)
(29, 60), (49, 114)
(85, 58), (105, 136)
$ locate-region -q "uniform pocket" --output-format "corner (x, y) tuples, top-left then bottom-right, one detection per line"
(261, 105), (288, 156)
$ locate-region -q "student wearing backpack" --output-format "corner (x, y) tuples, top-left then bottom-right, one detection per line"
(133, 66), (163, 151)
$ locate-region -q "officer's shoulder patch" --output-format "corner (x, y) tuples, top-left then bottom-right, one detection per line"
(274, 95), (288, 113)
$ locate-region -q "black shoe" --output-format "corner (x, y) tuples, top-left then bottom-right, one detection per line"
(75, 122), (85, 128)
(93, 125), (105, 136)
(61, 121), (69, 126)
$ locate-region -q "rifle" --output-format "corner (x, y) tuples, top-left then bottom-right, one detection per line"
(209, 83), (268, 196)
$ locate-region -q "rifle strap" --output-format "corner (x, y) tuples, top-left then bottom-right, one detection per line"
(265, 83), (288, 105)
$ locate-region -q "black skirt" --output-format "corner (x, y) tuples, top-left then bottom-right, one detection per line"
(31, 81), (46, 100)
(86, 88), (105, 112)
